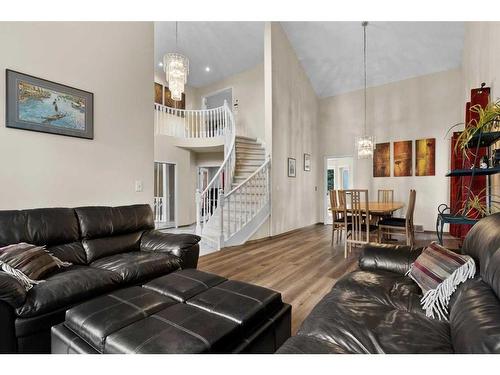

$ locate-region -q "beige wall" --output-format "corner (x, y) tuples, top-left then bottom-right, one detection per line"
(268, 22), (322, 236)
(462, 22), (500, 211)
(319, 69), (464, 230)
(195, 64), (265, 141)
(0, 22), (154, 210)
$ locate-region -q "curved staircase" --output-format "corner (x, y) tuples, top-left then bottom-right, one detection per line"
(155, 100), (270, 251)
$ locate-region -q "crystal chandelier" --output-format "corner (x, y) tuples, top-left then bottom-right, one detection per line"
(163, 22), (189, 101)
(357, 21), (374, 159)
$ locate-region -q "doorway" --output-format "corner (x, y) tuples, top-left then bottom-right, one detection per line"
(154, 162), (176, 229)
(202, 87), (233, 109)
(324, 156), (354, 224)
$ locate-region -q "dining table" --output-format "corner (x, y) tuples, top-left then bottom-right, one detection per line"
(337, 201), (404, 215)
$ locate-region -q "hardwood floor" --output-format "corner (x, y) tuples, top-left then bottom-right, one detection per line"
(198, 224), (460, 334)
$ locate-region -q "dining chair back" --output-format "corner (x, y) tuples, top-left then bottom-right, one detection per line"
(329, 190), (345, 245)
(378, 189), (394, 204)
(343, 189), (373, 258)
(377, 189), (417, 247)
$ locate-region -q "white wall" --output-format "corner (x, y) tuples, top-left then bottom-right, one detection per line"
(195, 64), (265, 141)
(462, 22), (500, 208)
(0, 22), (154, 209)
(319, 69), (464, 230)
(268, 22), (322, 236)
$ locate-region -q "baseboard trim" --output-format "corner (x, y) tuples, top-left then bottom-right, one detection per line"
(244, 222), (323, 245)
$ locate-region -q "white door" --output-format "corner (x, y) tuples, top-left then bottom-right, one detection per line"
(324, 157), (354, 224)
(154, 162), (176, 229)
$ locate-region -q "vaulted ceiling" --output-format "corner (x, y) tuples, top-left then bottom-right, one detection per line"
(154, 21), (464, 98)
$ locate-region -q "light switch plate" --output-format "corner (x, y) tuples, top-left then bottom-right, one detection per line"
(135, 180), (143, 192)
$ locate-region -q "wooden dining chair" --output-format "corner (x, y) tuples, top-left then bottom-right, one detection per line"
(343, 189), (377, 258)
(330, 190), (347, 245)
(378, 189), (394, 204)
(378, 189), (416, 248)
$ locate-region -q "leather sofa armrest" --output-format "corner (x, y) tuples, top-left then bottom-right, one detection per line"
(359, 243), (422, 275)
(140, 230), (201, 269)
(0, 271), (27, 308)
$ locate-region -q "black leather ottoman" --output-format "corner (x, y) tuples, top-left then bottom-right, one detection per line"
(51, 269), (291, 354)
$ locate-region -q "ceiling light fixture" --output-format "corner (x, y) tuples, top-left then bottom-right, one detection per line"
(158, 62), (163, 67)
(163, 22), (189, 101)
(205, 66), (210, 72)
(356, 21), (374, 159)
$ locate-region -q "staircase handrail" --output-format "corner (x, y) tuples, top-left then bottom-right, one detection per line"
(225, 156), (271, 198)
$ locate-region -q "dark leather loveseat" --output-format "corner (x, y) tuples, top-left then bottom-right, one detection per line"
(278, 212), (500, 354)
(0, 204), (200, 353)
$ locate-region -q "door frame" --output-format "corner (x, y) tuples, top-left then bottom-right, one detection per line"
(154, 160), (178, 229)
(323, 155), (355, 224)
(201, 86), (233, 109)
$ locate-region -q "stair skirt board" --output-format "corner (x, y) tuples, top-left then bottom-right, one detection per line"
(224, 203), (270, 248)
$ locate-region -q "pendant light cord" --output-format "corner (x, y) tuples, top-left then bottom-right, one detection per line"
(175, 22), (178, 49)
(363, 21), (368, 135)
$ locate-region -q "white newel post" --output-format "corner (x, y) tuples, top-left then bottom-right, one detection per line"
(218, 190), (225, 250)
(195, 189), (201, 235)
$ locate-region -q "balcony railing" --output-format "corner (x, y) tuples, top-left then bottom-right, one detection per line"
(154, 104), (229, 138)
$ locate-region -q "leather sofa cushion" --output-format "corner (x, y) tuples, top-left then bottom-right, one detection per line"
(294, 270), (453, 353)
(277, 334), (350, 354)
(104, 303), (239, 353)
(143, 269), (226, 302)
(461, 212), (500, 297)
(449, 277), (500, 353)
(82, 231), (143, 263)
(187, 280), (282, 331)
(333, 270), (423, 313)
(359, 244), (422, 275)
(47, 242), (87, 265)
(0, 208), (79, 247)
(16, 266), (121, 318)
(65, 287), (176, 352)
(90, 252), (181, 283)
(75, 205), (154, 239)
(0, 271), (27, 308)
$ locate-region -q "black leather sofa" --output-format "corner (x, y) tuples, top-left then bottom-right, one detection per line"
(278, 212), (500, 354)
(0, 204), (200, 353)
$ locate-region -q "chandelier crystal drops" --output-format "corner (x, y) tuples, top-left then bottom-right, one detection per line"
(357, 21), (374, 159)
(163, 22), (189, 101)
(163, 52), (189, 101)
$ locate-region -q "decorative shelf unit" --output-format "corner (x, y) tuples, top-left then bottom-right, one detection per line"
(446, 166), (500, 177)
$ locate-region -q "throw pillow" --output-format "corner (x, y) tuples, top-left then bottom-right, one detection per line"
(0, 242), (71, 291)
(407, 242), (476, 320)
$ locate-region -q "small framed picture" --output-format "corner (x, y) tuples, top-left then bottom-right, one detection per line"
(304, 153), (311, 171)
(288, 157), (296, 177)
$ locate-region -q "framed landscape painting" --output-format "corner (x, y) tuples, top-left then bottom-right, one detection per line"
(6, 70), (93, 139)
(393, 140), (413, 177)
(373, 142), (390, 177)
(415, 138), (436, 176)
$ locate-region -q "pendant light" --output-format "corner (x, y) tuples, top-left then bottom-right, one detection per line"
(163, 22), (189, 101)
(356, 21), (374, 159)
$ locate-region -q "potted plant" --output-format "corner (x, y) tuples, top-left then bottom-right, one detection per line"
(447, 99), (500, 159)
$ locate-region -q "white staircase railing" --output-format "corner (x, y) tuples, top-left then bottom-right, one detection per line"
(154, 103), (229, 138)
(195, 101), (236, 241)
(220, 157), (271, 245)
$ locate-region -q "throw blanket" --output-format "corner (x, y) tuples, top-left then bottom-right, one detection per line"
(407, 242), (476, 320)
